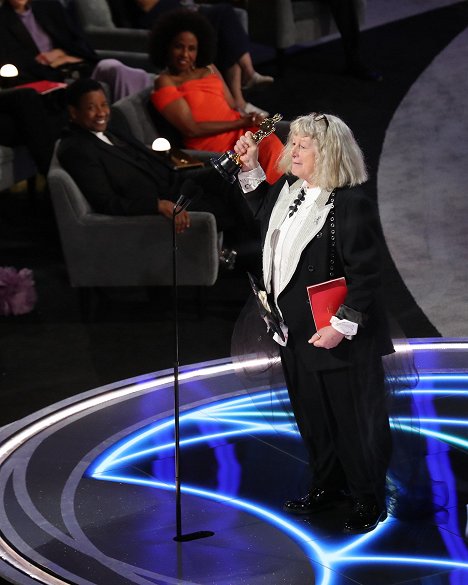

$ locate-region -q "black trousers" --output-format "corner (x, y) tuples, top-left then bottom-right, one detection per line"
(292, 0), (361, 64)
(280, 345), (392, 508)
(326, 0), (361, 62)
(199, 4), (250, 71)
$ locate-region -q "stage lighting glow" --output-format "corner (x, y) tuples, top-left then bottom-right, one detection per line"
(419, 374), (468, 381)
(90, 391), (283, 474)
(397, 417), (468, 426)
(2, 341), (468, 585)
(89, 369), (468, 585)
(395, 341), (468, 351)
(399, 389), (468, 395)
(91, 471), (357, 585)
(337, 556), (468, 570)
(395, 424), (468, 450)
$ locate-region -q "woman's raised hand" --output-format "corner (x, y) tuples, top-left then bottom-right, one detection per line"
(233, 131), (259, 172)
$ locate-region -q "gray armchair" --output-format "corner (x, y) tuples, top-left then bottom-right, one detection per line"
(47, 148), (220, 290)
(70, 0), (155, 71)
(110, 87), (165, 147)
(110, 86), (221, 162)
(248, 0), (366, 60)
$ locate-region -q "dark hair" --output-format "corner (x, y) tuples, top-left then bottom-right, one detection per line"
(149, 8), (216, 69)
(65, 78), (105, 107)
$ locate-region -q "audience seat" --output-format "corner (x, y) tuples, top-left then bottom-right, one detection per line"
(47, 146), (220, 291)
(109, 87), (221, 161)
(70, 0), (155, 71)
(110, 87), (166, 147)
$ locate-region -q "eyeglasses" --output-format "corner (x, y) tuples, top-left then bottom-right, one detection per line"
(313, 112), (329, 130)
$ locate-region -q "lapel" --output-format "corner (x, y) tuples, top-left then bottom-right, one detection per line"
(97, 133), (149, 171)
(262, 181), (333, 298)
(65, 126), (138, 168)
(95, 130), (171, 185)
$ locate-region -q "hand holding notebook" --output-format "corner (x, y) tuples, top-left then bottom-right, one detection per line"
(307, 277), (347, 331)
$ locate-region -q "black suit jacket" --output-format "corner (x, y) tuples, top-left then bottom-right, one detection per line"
(246, 177), (394, 370)
(58, 125), (180, 216)
(0, 1), (98, 84)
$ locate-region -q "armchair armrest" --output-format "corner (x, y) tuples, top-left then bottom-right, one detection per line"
(48, 164), (220, 288)
(72, 211), (220, 287)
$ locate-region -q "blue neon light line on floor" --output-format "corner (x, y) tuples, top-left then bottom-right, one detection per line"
(89, 372), (468, 585)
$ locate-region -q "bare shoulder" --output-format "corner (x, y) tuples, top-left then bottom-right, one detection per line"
(154, 73), (176, 89)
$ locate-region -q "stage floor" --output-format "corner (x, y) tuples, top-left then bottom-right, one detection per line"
(1, 338), (468, 585)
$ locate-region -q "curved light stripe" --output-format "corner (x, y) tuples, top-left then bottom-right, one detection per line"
(337, 556), (468, 569)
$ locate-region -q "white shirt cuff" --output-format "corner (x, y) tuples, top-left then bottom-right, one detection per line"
(238, 165), (266, 193)
(330, 316), (358, 340)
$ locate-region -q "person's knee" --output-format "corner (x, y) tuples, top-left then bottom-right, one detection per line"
(93, 59), (120, 78)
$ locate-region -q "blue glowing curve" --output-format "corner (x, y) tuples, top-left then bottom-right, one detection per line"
(88, 375), (468, 584)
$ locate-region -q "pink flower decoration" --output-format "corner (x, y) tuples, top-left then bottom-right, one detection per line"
(0, 267), (37, 316)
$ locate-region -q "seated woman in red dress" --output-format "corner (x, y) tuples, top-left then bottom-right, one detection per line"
(149, 9), (283, 184)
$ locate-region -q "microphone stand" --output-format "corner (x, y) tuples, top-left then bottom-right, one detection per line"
(172, 202), (215, 543)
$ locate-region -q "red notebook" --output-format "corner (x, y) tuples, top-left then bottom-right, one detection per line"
(307, 277), (347, 330)
(15, 80), (67, 95)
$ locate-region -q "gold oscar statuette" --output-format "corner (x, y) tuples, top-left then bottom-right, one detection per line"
(210, 113), (283, 183)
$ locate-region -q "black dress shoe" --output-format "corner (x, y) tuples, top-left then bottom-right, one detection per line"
(283, 488), (347, 515)
(343, 498), (387, 533)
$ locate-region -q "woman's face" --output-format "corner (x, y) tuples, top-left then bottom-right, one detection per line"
(167, 31), (198, 73)
(290, 134), (319, 184)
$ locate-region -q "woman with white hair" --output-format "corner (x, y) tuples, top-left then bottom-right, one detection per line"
(233, 113), (394, 534)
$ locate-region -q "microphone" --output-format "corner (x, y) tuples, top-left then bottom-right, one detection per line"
(174, 178), (203, 213)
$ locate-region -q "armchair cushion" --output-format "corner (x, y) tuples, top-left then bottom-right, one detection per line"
(72, 0), (152, 58)
(110, 86), (187, 149)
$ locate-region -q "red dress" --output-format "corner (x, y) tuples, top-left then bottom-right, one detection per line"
(151, 74), (283, 184)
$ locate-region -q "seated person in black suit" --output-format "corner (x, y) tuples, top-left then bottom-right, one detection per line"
(0, 0), (150, 101)
(58, 78), (256, 238)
